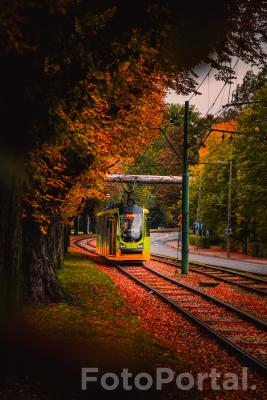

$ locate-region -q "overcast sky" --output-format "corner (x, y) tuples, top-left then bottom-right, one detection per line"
(165, 58), (258, 115)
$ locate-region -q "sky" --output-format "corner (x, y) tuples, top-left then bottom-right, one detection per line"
(165, 58), (258, 115)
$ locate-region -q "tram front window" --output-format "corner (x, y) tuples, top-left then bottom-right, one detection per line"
(120, 213), (142, 242)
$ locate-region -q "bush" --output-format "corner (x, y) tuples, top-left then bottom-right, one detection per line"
(231, 240), (241, 252)
(189, 235), (211, 248)
(249, 242), (259, 257)
(258, 243), (267, 258)
(249, 242), (267, 257)
(189, 235), (196, 245)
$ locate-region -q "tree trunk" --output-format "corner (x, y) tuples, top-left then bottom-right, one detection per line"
(82, 213), (89, 234)
(0, 178), (23, 386)
(0, 192), (22, 304)
(87, 199), (99, 234)
(88, 210), (96, 234)
(74, 216), (79, 235)
(0, 181), (23, 309)
(23, 215), (67, 303)
(242, 230), (248, 255)
(64, 224), (71, 253)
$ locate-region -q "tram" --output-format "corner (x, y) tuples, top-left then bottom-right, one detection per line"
(96, 204), (150, 262)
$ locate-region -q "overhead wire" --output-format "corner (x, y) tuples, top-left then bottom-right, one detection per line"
(227, 59), (232, 104)
(203, 58), (239, 117)
(204, 82), (230, 116)
(219, 84), (227, 109)
(189, 66), (213, 101)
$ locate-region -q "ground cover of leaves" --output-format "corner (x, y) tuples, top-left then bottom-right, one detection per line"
(74, 236), (267, 399)
(147, 260), (267, 322)
(0, 242), (195, 400)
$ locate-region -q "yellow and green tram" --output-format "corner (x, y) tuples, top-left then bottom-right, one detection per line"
(96, 205), (150, 262)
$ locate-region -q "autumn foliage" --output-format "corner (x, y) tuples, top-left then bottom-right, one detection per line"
(199, 120), (238, 159)
(24, 53), (166, 232)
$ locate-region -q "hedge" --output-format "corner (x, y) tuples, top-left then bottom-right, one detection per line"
(249, 242), (267, 258)
(189, 235), (212, 248)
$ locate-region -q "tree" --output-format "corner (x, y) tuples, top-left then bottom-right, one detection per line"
(233, 83), (267, 255)
(222, 66), (267, 119)
(125, 104), (212, 227)
(190, 80), (267, 256)
(189, 120), (237, 241)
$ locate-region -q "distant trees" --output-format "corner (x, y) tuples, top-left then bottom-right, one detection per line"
(189, 121), (237, 243)
(190, 72), (267, 255)
(126, 104), (212, 227)
(234, 82), (267, 256)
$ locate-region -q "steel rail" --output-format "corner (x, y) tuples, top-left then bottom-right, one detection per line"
(74, 239), (267, 374)
(74, 238), (97, 255)
(118, 265), (267, 375)
(151, 254), (267, 296)
(143, 264), (267, 330)
(152, 253), (267, 282)
(76, 240), (267, 295)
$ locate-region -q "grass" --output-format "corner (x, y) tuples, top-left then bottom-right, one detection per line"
(11, 250), (198, 400)
(25, 252), (185, 369)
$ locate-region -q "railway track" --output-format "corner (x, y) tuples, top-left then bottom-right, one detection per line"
(74, 238), (97, 255)
(74, 238), (267, 374)
(118, 264), (267, 375)
(151, 253), (267, 296)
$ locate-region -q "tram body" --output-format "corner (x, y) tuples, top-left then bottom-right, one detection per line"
(96, 205), (150, 262)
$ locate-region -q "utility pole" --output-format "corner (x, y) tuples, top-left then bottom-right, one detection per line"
(181, 101), (189, 275)
(227, 161), (232, 257)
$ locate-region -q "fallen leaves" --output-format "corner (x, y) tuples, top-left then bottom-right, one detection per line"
(73, 237), (267, 399)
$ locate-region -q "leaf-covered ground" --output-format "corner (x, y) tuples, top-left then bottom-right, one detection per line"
(3, 237), (265, 399)
(0, 243), (195, 400)
(74, 237), (267, 399)
(147, 260), (267, 322)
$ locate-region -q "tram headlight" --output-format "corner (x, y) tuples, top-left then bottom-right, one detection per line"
(137, 243), (143, 249)
(119, 244), (126, 249)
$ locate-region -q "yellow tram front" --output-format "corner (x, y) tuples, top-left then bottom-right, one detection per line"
(96, 205), (150, 262)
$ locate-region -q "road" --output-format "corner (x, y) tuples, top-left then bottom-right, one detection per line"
(151, 231), (267, 276)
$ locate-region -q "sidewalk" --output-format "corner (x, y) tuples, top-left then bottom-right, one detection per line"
(167, 241), (267, 266)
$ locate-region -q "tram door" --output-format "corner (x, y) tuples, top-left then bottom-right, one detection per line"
(109, 217), (117, 256)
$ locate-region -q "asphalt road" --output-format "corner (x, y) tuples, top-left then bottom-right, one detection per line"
(151, 231), (267, 276)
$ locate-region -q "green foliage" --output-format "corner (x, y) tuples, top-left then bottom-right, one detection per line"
(225, 67), (267, 118)
(190, 137), (235, 238)
(249, 242), (267, 257)
(127, 104), (211, 227)
(190, 72), (267, 256)
(233, 83), (267, 250)
(248, 242), (267, 257)
(189, 235), (212, 248)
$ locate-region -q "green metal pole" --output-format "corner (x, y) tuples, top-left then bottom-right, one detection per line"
(181, 100), (189, 275)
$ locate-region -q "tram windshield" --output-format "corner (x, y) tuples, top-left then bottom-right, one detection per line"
(120, 213), (143, 242)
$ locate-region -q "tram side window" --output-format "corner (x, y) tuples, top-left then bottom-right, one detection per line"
(100, 218), (104, 248)
(145, 215), (150, 237)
